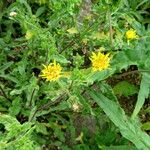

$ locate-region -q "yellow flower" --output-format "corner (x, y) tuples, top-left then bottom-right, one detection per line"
(90, 52), (111, 71)
(125, 29), (138, 40)
(40, 60), (62, 81)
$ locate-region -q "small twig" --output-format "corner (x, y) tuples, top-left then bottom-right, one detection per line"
(39, 93), (66, 111)
(29, 92), (67, 121)
(112, 70), (150, 79)
(108, 7), (113, 49)
(29, 89), (36, 108)
(0, 85), (11, 102)
(45, 49), (49, 64)
(59, 38), (76, 54)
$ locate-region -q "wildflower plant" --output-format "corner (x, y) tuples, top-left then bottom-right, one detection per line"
(0, 1), (150, 150)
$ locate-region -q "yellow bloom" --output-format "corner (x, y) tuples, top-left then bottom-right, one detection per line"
(40, 60), (62, 81)
(125, 29), (138, 40)
(90, 52), (111, 71)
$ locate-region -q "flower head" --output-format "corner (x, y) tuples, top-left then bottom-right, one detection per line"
(72, 103), (80, 111)
(40, 60), (62, 81)
(125, 29), (138, 40)
(10, 12), (17, 17)
(90, 52), (111, 71)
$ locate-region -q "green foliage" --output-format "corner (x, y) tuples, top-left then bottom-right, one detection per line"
(142, 122), (150, 131)
(0, 114), (39, 150)
(0, 0), (150, 149)
(132, 73), (150, 119)
(113, 81), (138, 97)
(89, 85), (150, 150)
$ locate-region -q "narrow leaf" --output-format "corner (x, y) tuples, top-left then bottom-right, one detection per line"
(132, 73), (150, 118)
(89, 90), (150, 150)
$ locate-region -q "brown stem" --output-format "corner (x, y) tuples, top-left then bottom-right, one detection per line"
(29, 92), (67, 121)
(59, 38), (76, 54)
(113, 70), (150, 79)
(38, 93), (66, 111)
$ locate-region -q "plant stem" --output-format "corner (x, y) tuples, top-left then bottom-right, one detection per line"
(29, 89), (36, 108)
(108, 7), (113, 49)
(29, 92), (67, 122)
(113, 70), (150, 79)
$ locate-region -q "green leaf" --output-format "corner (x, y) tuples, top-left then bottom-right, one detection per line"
(132, 73), (150, 118)
(103, 145), (137, 150)
(0, 114), (20, 131)
(0, 114), (37, 150)
(35, 6), (46, 17)
(9, 97), (21, 116)
(77, 94), (94, 115)
(89, 90), (150, 150)
(0, 106), (7, 112)
(25, 76), (39, 108)
(0, 62), (13, 73)
(141, 122), (150, 131)
(50, 54), (69, 64)
(0, 74), (19, 84)
(86, 69), (114, 84)
(113, 81), (138, 97)
(35, 123), (48, 135)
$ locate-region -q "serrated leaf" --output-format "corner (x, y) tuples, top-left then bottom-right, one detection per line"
(0, 114), (20, 131)
(9, 97), (21, 116)
(113, 81), (138, 97)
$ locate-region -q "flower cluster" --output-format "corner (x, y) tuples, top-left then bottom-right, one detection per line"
(40, 60), (62, 81)
(90, 52), (111, 71)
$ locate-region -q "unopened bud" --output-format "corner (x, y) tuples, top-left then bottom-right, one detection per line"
(10, 12), (17, 17)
